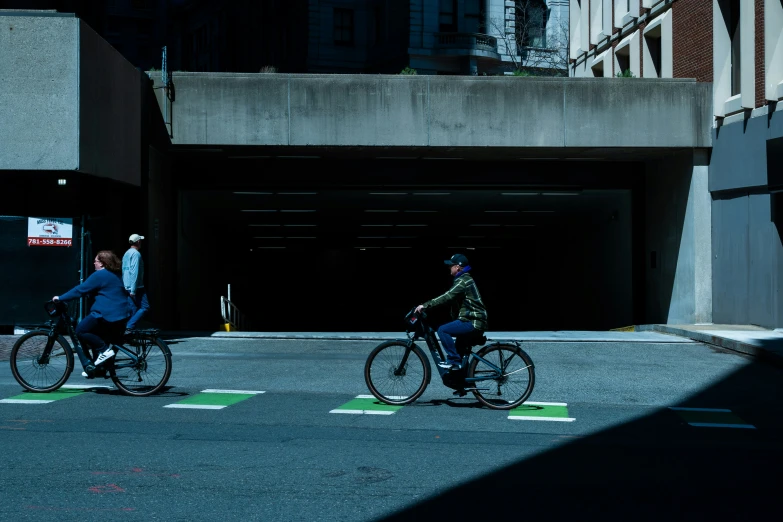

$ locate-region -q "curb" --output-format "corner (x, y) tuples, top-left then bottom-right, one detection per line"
(636, 324), (783, 368)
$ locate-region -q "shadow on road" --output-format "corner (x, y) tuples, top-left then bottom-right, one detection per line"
(380, 359), (783, 521)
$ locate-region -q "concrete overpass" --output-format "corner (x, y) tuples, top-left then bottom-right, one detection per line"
(154, 73), (711, 151)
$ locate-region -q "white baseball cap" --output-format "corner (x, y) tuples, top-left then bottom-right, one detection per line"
(129, 233), (145, 243)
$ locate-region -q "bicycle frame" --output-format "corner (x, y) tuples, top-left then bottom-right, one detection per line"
(31, 306), (91, 369)
(34, 304), (160, 373)
(403, 313), (504, 388)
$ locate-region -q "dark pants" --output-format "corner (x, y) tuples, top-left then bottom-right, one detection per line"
(127, 288), (150, 330)
(437, 319), (476, 365)
(75, 312), (126, 367)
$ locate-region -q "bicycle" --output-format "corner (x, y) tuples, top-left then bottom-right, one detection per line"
(10, 301), (172, 397)
(364, 308), (535, 410)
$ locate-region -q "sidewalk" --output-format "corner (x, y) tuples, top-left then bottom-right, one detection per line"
(636, 324), (783, 366)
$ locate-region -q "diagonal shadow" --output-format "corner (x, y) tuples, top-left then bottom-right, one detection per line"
(379, 358), (783, 521)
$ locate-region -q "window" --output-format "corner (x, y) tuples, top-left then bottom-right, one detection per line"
(334, 8), (354, 46)
(613, 30), (640, 77)
(517, 0), (547, 48)
(439, 0), (458, 32)
(727, 0), (741, 96)
(615, 0), (640, 27)
(464, 0), (485, 33)
(644, 33), (661, 77)
(643, 11), (672, 78)
(616, 50), (630, 75)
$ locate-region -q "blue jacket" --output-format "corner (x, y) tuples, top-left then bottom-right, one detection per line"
(59, 269), (132, 323)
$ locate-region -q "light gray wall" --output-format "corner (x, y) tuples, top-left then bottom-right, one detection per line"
(79, 20), (143, 186)
(0, 15), (79, 170)
(646, 150), (712, 325)
(711, 194), (783, 328)
(710, 110), (783, 328)
(0, 15), (145, 186)
(155, 74), (713, 149)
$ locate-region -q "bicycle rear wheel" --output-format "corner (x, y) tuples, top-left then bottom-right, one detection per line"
(10, 331), (73, 392)
(110, 337), (171, 397)
(468, 343), (535, 410)
(364, 341), (431, 405)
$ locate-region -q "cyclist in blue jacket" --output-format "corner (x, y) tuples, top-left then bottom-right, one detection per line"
(53, 250), (131, 376)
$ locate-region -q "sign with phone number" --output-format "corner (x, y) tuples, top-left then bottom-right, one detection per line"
(27, 217), (74, 247)
(28, 238), (73, 247)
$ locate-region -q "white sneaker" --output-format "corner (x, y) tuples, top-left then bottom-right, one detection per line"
(94, 348), (115, 366)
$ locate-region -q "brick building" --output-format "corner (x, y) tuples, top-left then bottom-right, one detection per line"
(569, 0), (783, 328)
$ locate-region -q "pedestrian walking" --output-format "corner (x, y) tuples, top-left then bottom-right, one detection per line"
(123, 233), (150, 331)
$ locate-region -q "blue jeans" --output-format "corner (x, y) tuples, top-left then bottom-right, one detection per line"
(75, 312), (125, 368)
(437, 320), (475, 366)
(127, 288), (150, 330)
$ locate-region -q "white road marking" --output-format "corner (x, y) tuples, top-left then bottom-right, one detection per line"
(164, 404), (226, 410)
(0, 399), (54, 404)
(200, 389), (266, 394)
(329, 409), (396, 415)
(508, 416), (576, 422)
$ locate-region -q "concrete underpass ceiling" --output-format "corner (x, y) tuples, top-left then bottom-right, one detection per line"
(184, 187), (631, 251)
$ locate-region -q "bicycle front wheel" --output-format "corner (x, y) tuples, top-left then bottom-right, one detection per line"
(468, 343), (535, 410)
(110, 338), (172, 397)
(10, 331), (74, 392)
(364, 341), (431, 405)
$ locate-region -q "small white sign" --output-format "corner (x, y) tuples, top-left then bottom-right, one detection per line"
(27, 217), (73, 247)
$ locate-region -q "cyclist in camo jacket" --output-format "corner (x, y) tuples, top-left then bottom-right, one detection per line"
(415, 253), (488, 371)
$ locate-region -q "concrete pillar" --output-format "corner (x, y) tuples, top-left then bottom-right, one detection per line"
(645, 149), (713, 325)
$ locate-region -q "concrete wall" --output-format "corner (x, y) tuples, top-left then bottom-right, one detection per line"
(0, 14), (145, 186)
(710, 108), (783, 328)
(156, 74), (713, 149)
(0, 15), (79, 170)
(78, 20), (143, 186)
(646, 150), (713, 325)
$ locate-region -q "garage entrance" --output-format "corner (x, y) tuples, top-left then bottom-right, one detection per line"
(174, 158), (642, 332)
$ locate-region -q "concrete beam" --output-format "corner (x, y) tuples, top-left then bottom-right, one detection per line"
(156, 73), (713, 149)
(0, 15), (79, 171)
(0, 14), (145, 185)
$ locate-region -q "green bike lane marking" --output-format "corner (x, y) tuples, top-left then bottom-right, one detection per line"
(508, 402), (575, 422)
(0, 385), (112, 404)
(164, 389), (266, 410)
(330, 395), (404, 415)
(668, 407), (756, 429)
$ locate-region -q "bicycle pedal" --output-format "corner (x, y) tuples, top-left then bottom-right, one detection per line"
(452, 389), (468, 397)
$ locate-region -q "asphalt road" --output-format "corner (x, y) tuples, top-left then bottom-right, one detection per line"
(0, 336), (781, 521)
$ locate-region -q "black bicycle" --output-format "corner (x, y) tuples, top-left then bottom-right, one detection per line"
(10, 301), (172, 397)
(364, 308), (535, 410)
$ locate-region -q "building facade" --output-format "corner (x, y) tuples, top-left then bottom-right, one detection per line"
(408, 0), (570, 75)
(570, 0), (783, 328)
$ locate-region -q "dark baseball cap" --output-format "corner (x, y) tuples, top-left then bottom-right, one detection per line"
(444, 253), (469, 267)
